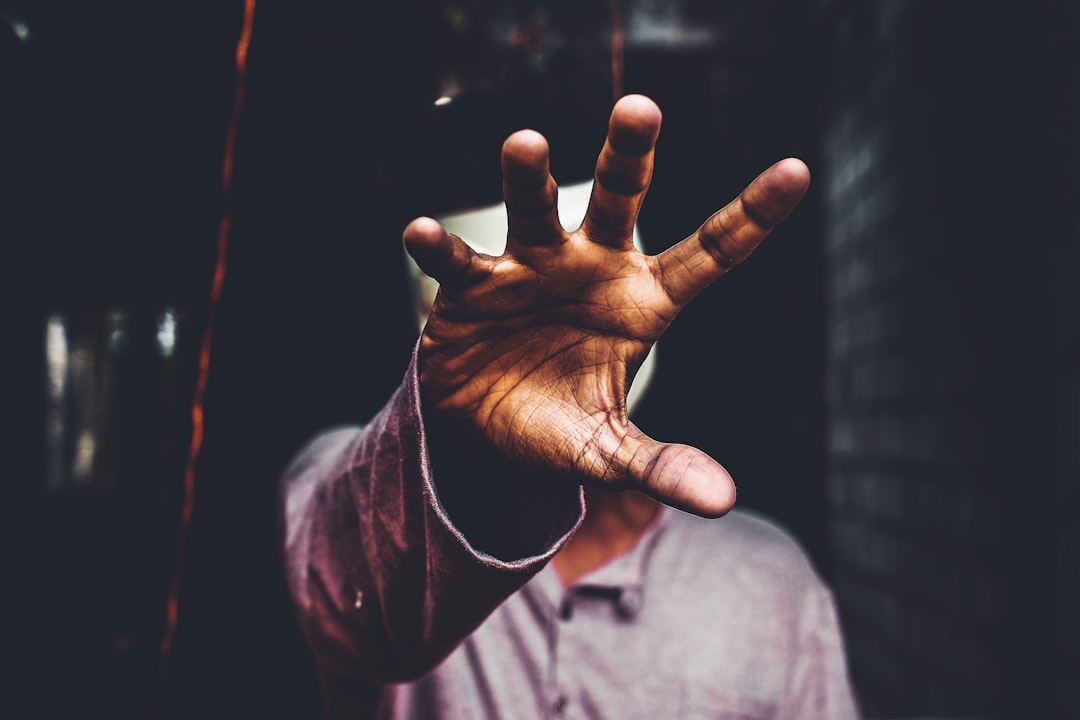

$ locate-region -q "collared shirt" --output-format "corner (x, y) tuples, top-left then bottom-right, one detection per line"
(379, 506), (857, 720)
(281, 349), (860, 719)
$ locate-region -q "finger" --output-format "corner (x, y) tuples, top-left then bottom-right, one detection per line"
(580, 94), (662, 248)
(501, 130), (565, 247)
(403, 216), (485, 289)
(657, 158), (811, 307)
(612, 428), (737, 519)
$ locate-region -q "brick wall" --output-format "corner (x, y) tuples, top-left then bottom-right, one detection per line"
(820, 1), (1078, 716)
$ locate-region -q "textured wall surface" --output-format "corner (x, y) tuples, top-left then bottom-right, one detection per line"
(820, 1), (1079, 716)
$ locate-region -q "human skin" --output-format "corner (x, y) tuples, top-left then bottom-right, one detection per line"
(403, 94), (810, 521)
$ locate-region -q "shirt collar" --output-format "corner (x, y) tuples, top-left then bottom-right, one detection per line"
(535, 504), (672, 617)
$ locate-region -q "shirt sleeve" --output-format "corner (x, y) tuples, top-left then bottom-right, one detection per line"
(782, 582), (861, 720)
(279, 344), (585, 684)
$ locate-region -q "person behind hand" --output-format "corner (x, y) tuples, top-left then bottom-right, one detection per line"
(280, 94), (859, 719)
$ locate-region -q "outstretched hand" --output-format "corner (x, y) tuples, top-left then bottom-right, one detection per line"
(404, 95), (809, 518)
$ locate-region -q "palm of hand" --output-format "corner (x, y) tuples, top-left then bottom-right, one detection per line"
(421, 235), (666, 482)
(405, 96), (809, 517)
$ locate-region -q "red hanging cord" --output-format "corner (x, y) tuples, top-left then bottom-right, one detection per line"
(158, 0), (256, 685)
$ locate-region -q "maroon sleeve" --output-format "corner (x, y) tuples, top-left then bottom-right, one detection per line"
(280, 346), (585, 682)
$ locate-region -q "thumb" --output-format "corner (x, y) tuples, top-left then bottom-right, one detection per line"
(616, 427), (737, 518)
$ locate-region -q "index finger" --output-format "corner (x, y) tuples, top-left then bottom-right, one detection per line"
(656, 158), (810, 306)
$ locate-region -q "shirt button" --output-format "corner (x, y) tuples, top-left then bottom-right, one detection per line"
(618, 587), (642, 615)
(552, 695), (568, 715)
(559, 599), (573, 621)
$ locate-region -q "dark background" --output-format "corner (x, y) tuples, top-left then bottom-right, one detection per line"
(1, 1), (1077, 718)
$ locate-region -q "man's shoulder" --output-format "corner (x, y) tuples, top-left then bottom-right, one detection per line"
(661, 506), (821, 587)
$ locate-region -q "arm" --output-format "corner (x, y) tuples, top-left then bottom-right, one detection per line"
(282, 93), (810, 685)
(280, 349), (584, 683)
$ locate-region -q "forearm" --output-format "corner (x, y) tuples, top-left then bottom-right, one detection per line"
(279, 347), (584, 682)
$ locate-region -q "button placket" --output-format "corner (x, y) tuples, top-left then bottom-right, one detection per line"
(547, 589), (571, 720)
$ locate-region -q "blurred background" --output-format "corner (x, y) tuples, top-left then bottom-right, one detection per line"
(1, 0), (1077, 717)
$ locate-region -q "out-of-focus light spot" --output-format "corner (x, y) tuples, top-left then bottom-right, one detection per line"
(436, 76), (463, 104)
(72, 429), (96, 483)
(1, 14), (32, 44)
(156, 307), (177, 358)
(46, 314), (68, 400)
(443, 4), (469, 32)
(12, 20), (31, 43)
(108, 309), (128, 353)
(45, 314), (68, 491)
